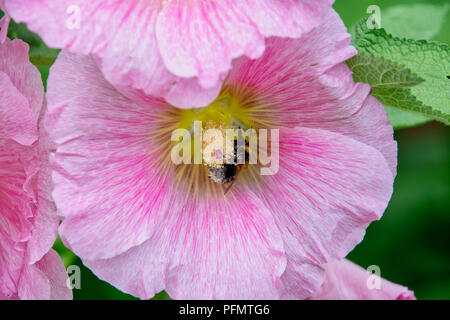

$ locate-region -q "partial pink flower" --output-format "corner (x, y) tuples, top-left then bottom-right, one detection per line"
(5, 0), (334, 108)
(309, 260), (416, 300)
(0, 38), (72, 300)
(46, 10), (396, 299)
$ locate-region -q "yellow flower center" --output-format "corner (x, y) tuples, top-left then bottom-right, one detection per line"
(152, 86), (277, 200)
(177, 92), (254, 131)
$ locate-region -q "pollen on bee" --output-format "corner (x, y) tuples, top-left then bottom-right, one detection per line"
(202, 120), (236, 169)
(164, 88), (278, 197)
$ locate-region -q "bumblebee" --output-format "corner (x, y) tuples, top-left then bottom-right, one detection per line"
(207, 135), (250, 189)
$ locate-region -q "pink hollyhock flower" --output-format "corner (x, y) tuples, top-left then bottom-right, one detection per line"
(46, 11), (396, 299)
(309, 260), (415, 300)
(4, 0), (333, 108)
(0, 38), (72, 300)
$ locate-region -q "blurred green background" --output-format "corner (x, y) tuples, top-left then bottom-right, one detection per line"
(4, 0), (449, 300)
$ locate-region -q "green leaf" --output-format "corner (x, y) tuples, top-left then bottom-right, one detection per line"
(7, 20), (43, 48)
(377, 3), (448, 128)
(347, 52), (424, 89)
(347, 53), (432, 128)
(351, 20), (450, 125)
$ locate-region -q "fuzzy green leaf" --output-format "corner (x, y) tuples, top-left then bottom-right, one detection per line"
(351, 20), (450, 125)
(347, 53), (424, 89)
(347, 53), (431, 128)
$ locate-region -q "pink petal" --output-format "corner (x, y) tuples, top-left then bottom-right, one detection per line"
(225, 10), (396, 176)
(116, 74), (223, 109)
(25, 104), (60, 264)
(157, 0), (333, 88)
(309, 259), (416, 300)
(5, 0), (223, 108)
(239, 0), (334, 39)
(46, 51), (173, 259)
(85, 185), (286, 300)
(0, 38), (43, 123)
(0, 38), (44, 145)
(155, 0), (266, 87)
(0, 38), (67, 299)
(6, 0), (333, 108)
(0, 40), (41, 297)
(0, 138), (41, 298)
(0, 290), (17, 300)
(4, 0), (182, 106)
(0, 71), (37, 145)
(255, 127), (394, 299)
(0, 39), (58, 264)
(18, 250), (72, 300)
(0, 140), (32, 295)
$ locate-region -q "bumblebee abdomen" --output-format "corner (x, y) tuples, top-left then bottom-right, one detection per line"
(208, 164), (239, 184)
